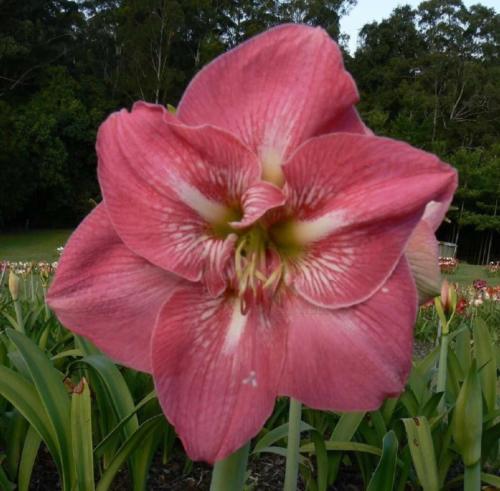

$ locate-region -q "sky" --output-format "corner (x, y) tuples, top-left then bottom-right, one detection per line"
(340, 0), (499, 54)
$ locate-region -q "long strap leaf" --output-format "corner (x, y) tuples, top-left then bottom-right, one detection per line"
(96, 415), (165, 491)
(6, 329), (73, 488)
(367, 430), (399, 491)
(18, 426), (42, 491)
(402, 416), (439, 491)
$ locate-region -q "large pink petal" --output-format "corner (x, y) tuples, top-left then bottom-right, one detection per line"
(177, 24), (359, 166)
(405, 220), (441, 304)
(422, 198), (454, 232)
(151, 285), (286, 463)
(282, 133), (457, 308)
(323, 106), (373, 135)
(97, 102), (275, 293)
(279, 260), (417, 410)
(47, 204), (179, 373)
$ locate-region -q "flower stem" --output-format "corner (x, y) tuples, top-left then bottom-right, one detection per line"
(209, 442), (250, 491)
(284, 398), (302, 491)
(463, 462), (480, 491)
(436, 329), (449, 412)
(42, 285), (50, 321)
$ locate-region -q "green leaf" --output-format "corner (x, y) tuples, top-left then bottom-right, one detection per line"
(381, 397), (399, 426)
(301, 441), (382, 457)
(454, 326), (471, 375)
(369, 411), (388, 445)
(0, 366), (60, 473)
(0, 459), (15, 491)
(78, 355), (140, 487)
(452, 360), (483, 467)
(18, 426), (42, 491)
(79, 355), (138, 437)
(94, 391), (157, 458)
(482, 421), (500, 461)
(484, 407), (500, 424)
(481, 472), (500, 487)
(473, 318), (497, 414)
(74, 335), (100, 357)
(6, 329), (73, 488)
(434, 298), (447, 330)
(415, 345), (440, 378)
(446, 347), (463, 400)
(402, 416), (439, 491)
(96, 415), (164, 491)
(0, 334), (8, 366)
(311, 431), (328, 491)
(327, 412), (365, 483)
(445, 472), (500, 489)
(367, 431), (398, 491)
(51, 349), (83, 361)
(421, 392), (444, 419)
(5, 410), (28, 478)
(130, 428), (164, 491)
(329, 412), (366, 441)
(400, 389), (419, 416)
(2, 310), (20, 331)
(71, 378), (95, 491)
(437, 420), (454, 487)
(252, 421), (314, 454)
(408, 366), (428, 404)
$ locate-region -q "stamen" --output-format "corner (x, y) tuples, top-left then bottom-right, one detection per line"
(263, 263), (283, 289)
(234, 238), (247, 279)
(233, 226), (284, 311)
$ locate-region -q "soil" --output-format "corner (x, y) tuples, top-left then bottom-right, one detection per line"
(27, 446), (366, 490)
(413, 339), (434, 359)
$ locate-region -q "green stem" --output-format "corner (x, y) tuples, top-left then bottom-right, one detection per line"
(31, 273), (35, 302)
(42, 285), (50, 321)
(284, 398), (302, 491)
(463, 462), (480, 491)
(13, 300), (25, 334)
(436, 330), (449, 412)
(209, 442), (250, 491)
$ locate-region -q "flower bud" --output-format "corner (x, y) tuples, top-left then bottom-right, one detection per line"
(8, 271), (20, 301)
(440, 280), (456, 314)
(452, 360), (482, 466)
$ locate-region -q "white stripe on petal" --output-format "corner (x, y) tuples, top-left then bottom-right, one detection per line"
(292, 210), (349, 244)
(175, 177), (229, 224)
(261, 147), (284, 186)
(223, 298), (247, 354)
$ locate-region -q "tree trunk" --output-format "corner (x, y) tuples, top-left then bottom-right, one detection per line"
(454, 201), (464, 245)
(432, 78), (439, 143)
(485, 199), (497, 264)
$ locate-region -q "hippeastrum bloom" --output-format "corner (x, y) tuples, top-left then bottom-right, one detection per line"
(48, 24), (457, 463)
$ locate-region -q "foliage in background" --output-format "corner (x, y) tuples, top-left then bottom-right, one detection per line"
(0, 0), (355, 228)
(347, 0), (500, 262)
(1, 0), (499, 261)
(0, 256), (499, 489)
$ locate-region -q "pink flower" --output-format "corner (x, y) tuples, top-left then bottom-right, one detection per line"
(47, 25), (457, 463)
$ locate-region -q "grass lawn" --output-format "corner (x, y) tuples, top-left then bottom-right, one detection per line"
(0, 229), (499, 286)
(0, 229), (73, 262)
(444, 262), (500, 286)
